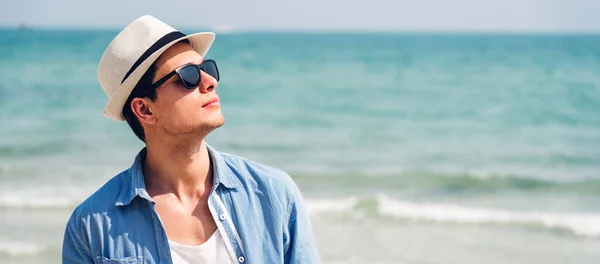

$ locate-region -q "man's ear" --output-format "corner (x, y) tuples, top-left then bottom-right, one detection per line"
(130, 98), (156, 125)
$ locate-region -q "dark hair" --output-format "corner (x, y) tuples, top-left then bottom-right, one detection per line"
(122, 64), (158, 142)
(122, 40), (191, 142)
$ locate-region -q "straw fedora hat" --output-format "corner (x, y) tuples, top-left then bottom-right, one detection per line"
(98, 15), (215, 121)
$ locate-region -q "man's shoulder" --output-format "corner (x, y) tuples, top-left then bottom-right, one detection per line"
(67, 169), (129, 223)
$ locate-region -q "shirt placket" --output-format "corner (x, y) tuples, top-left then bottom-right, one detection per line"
(149, 201), (175, 264)
(209, 190), (247, 264)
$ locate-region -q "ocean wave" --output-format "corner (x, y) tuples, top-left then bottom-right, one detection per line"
(0, 192), (81, 209)
(293, 170), (600, 194)
(306, 197), (358, 214)
(0, 139), (76, 158)
(376, 194), (600, 237)
(0, 182), (93, 209)
(0, 241), (45, 256)
(306, 195), (600, 238)
(3, 186), (600, 238)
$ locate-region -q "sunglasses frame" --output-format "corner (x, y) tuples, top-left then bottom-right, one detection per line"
(150, 59), (219, 90)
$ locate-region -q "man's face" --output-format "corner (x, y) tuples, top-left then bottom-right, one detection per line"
(144, 42), (224, 137)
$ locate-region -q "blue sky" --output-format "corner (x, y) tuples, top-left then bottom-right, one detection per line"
(1, 0), (599, 32)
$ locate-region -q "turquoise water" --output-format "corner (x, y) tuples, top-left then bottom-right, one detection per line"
(1, 29), (600, 263)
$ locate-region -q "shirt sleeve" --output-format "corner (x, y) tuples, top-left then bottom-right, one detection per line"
(283, 182), (322, 264)
(62, 214), (94, 264)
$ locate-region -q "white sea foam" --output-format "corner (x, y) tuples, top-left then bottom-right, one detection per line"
(376, 194), (600, 237)
(305, 195), (600, 238)
(0, 187), (86, 209)
(0, 241), (45, 256)
(0, 195), (77, 209)
(306, 197), (358, 214)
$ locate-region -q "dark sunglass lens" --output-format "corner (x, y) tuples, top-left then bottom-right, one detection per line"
(202, 61), (219, 81)
(178, 65), (200, 89)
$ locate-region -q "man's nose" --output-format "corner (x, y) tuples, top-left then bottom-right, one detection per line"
(198, 70), (218, 93)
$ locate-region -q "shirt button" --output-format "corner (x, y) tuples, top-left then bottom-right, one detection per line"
(219, 214), (226, 221)
(238, 256), (245, 263)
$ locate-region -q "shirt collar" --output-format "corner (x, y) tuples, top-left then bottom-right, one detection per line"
(115, 143), (242, 207)
(206, 144), (243, 190)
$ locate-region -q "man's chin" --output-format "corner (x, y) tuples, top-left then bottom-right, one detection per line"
(210, 115), (225, 128)
(202, 117), (225, 133)
(208, 121), (225, 131)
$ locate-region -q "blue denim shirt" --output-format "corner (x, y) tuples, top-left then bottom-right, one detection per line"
(62, 144), (320, 264)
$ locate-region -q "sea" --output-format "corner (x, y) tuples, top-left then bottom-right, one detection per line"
(0, 29), (599, 264)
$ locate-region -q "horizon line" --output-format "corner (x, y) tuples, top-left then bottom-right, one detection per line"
(3, 24), (600, 35)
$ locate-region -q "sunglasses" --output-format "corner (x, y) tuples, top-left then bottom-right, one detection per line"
(150, 59), (219, 90)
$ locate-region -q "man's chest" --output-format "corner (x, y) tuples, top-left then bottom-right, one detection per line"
(153, 197), (218, 246)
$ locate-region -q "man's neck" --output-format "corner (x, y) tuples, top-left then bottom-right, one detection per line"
(142, 137), (213, 201)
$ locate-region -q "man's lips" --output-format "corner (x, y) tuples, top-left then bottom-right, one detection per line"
(202, 97), (220, 107)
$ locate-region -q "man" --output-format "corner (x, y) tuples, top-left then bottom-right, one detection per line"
(62, 15), (320, 264)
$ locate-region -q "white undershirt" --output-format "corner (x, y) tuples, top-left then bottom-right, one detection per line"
(168, 230), (236, 264)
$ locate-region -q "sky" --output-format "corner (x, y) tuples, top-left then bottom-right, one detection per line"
(1, 0), (600, 32)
